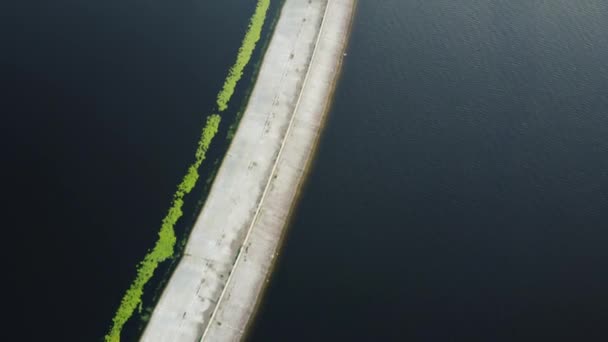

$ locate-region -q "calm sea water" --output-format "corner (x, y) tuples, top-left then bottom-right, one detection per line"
(1, 0), (281, 340)
(250, 1), (608, 341)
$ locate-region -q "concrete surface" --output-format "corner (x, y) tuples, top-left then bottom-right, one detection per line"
(141, 0), (355, 340)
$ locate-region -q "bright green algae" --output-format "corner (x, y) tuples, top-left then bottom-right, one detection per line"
(105, 115), (220, 342)
(105, 0), (271, 340)
(217, 0), (271, 111)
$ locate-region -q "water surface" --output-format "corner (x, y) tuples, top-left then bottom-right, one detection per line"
(250, 1), (608, 340)
(1, 0), (271, 339)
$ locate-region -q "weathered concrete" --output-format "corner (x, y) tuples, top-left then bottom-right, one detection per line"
(141, 0), (355, 341)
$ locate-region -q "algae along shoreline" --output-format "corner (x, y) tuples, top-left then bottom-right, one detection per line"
(141, 0), (356, 341)
(104, 1), (271, 341)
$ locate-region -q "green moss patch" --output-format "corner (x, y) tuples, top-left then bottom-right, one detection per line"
(105, 1), (271, 340)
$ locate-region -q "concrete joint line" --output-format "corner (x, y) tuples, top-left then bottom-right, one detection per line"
(199, 1), (334, 340)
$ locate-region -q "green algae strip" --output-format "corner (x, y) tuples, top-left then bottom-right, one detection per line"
(217, 0), (271, 112)
(104, 115), (220, 342)
(105, 1), (271, 341)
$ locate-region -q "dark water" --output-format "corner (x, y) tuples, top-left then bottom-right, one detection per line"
(250, 1), (608, 341)
(1, 0), (278, 340)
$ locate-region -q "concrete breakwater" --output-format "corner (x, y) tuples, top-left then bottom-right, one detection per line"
(141, 0), (355, 340)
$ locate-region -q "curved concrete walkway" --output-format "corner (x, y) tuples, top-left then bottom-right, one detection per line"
(141, 0), (355, 340)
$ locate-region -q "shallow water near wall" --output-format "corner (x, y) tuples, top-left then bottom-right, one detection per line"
(249, 1), (608, 341)
(0, 0), (284, 340)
